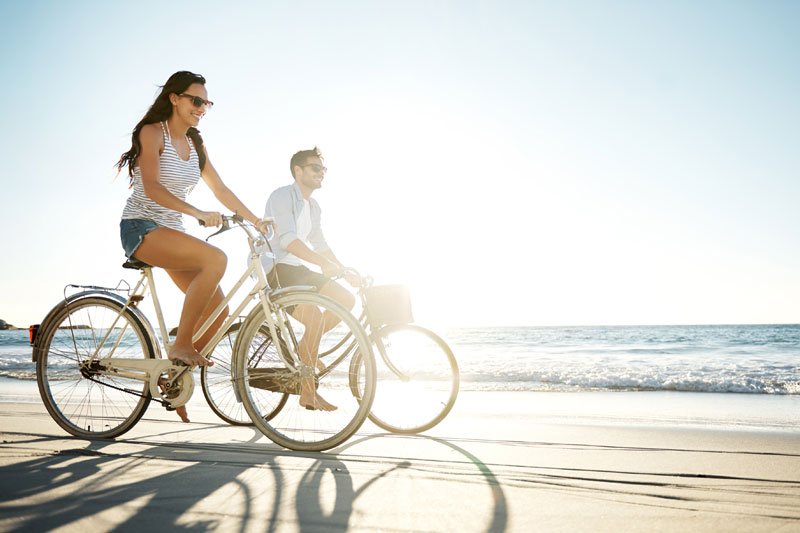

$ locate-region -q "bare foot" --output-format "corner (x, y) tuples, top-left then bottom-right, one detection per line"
(168, 345), (213, 367)
(299, 391), (337, 411)
(175, 405), (190, 423)
(158, 377), (191, 423)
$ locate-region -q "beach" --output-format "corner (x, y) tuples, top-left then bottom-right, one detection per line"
(2, 0), (799, 530)
(1, 381), (799, 532)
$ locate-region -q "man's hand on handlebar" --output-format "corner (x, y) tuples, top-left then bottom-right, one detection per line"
(330, 265), (363, 288)
(342, 269), (362, 288)
(321, 259), (342, 279)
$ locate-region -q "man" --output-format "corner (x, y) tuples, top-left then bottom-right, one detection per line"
(262, 147), (358, 411)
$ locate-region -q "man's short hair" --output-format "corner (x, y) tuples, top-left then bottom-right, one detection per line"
(290, 147), (324, 179)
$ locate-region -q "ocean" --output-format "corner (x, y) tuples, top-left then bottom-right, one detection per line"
(2, 324), (798, 394)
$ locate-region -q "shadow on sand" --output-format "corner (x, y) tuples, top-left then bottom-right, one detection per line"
(0, 425), (509, 532)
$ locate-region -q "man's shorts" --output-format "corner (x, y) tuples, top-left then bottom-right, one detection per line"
(120, 218), (160, 259)
(267, 263), (331, 291)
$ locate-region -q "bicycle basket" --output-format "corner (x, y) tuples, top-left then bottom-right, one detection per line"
(364, 284), (413, 328)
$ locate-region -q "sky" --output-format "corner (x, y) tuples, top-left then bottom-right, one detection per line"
(0, 0), (798, 328)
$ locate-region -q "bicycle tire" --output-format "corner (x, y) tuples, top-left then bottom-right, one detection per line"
(234, 291), (375, 451)
(366, 324), (459, 434)
(35, 295), (154, 439)
(201, 323), (288, 425)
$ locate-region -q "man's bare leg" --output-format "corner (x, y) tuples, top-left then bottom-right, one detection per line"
(293, 303), (336, 411)
(304, 281), (356, 374)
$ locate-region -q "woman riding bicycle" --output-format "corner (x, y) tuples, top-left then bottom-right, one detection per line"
(117, 71), (269, 419)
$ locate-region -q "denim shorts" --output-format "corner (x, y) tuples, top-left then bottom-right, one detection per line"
(120, 218), (160, 259)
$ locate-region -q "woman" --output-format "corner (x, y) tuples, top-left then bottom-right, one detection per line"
(117, 71), (268, 420)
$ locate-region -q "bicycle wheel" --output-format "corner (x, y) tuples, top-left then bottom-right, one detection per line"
(235, 291), (375, 452)
(201, 323), (287, 425)
(35, 295), (154, 439)
(367, 324), (459, 434)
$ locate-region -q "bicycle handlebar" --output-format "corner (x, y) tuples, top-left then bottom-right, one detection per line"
(197, 213), (244, 228)
(335, 267), (373, 290)
(201, 215), (364, 286)
(200, 214), (274, 242)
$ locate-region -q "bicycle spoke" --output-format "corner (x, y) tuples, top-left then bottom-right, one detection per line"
(235, 292), (375, 451)
(37, 297), (153, 439)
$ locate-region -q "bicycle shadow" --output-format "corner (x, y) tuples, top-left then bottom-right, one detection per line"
(294, 432), (509, 533)
(0, 424), (289, 532)
(0, 424), (508, 532)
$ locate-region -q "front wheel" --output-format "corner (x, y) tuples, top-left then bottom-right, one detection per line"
(235, 291), (375, 452)
(35, 295), (154, 439)
(367, 324), (459, 434)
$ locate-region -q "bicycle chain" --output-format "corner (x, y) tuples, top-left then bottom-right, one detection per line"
(83, 374), (169, 407)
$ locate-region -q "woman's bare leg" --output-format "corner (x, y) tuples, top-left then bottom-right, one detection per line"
(166, 273), (229, 353)
(133, 227), (227, 366)
(156, 277), (228, 424)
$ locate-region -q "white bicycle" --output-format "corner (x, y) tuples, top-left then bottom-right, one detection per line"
(32, 215), (376, 451)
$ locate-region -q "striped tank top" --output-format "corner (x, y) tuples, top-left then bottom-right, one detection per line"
(121, 122), (201, 231)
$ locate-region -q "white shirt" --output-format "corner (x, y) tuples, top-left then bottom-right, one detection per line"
(279, 199), (312, 266)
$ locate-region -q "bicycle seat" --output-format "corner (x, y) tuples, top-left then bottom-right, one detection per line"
(122, 258), (150, 270)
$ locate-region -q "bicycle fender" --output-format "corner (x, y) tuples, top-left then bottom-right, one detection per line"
(32, 291), (162, 362)
(32, 290), (103, 362)
(268, 285), (317, 301)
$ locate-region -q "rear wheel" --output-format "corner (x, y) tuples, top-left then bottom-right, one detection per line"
(201, 324), (251, 425)
(201, 323), (287, 425)
(235, 292), (375, 451)
(35, 295), (154, 439)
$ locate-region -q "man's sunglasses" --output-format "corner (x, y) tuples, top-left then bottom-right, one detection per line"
(178, 93), (214, 109)
(301, 163), (327, 173)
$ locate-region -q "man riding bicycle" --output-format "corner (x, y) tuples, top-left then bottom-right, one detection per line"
(262, 147), (359, 411)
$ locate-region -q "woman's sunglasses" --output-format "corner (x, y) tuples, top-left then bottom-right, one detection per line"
(178, 93), (214, 109)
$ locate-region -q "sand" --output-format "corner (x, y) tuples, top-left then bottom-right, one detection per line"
(0, 382), (799, 532)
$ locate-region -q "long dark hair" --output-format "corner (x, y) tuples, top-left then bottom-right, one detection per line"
(117, 71), (208, 181)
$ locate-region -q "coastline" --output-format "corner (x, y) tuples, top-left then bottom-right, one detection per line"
(1, 384), (799, 531)
(3, 376), (799, 431)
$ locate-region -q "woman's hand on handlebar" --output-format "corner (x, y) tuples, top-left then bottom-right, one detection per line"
(196, 210), (223, 227)
(254, 217), (275, 238)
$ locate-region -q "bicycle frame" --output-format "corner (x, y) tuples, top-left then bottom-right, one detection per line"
(72, 217), (311, 406)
